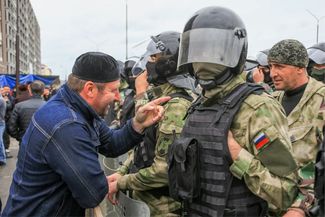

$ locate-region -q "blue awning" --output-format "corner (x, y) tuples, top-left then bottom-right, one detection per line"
(0, 74), (59, 89)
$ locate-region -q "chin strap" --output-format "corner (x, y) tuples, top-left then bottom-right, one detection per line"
(197, 69), (234, 90)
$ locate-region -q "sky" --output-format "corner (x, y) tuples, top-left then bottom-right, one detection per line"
(30, 0), (325, 80)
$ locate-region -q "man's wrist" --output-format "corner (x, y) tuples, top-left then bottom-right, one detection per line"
(117, 174), (130, 190)
(131, 118), (144, 134)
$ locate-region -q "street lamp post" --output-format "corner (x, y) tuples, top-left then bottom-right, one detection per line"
(306, 10), (325, 44)
(15, 0), (20, 93)
(125, 0), (128, 60)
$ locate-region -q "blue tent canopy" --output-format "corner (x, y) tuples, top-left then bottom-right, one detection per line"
(0, 74), (59, 89)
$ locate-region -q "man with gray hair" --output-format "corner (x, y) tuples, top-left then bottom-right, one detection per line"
(269, 39), (325, 216)
(8, 80), (46, 145)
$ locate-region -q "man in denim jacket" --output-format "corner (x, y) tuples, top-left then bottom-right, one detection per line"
(1, 52), (169, 217)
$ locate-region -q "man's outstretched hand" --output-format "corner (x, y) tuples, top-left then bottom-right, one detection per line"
(132, 96), (171, 133)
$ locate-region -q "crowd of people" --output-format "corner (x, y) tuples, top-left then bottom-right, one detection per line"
(1, 5), (325, 217)
(0, 81), (57, 165)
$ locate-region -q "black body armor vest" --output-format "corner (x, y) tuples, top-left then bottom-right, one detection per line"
(177, 83), (267, 217)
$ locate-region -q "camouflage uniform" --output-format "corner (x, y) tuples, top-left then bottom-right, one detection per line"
(273, 77), (325, 166)
(272, 77), (325, 211)
(117, 83), (192, 216)
(269, 39), (325, 213)
(199, 75), (298, 214)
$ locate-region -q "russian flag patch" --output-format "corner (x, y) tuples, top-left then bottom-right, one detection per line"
(253, 132), (270, 150)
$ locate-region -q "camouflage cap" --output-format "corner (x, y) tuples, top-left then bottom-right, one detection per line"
(268, 39), (309, 68)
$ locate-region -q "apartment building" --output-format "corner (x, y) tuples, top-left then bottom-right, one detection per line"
(0, 0), (41, 74)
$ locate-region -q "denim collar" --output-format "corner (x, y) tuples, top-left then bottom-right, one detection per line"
(57, 84), (101, 122)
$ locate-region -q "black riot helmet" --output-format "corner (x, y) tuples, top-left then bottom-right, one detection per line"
(123, 59), (137, 89)
(132, 31), (180, 77)
(132, 31), (196, 91)
(178, 6), (248, 75)
(116, 60), (125, 80)
(124, 59), (136, 82)
(124, 60), (136, 77)
(308, 42), (325, 65)
(256, 49), (270, 67)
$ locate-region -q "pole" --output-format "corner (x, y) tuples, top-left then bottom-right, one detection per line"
(125, 0), (128, 60)
(15, 0), (20, 93)
(317, 22), (319, 44)
(306, 10), (325, 44)
(317, 16), (325, 44)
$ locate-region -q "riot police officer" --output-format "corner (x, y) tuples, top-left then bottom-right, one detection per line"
(119, 58), (137, 127)
(308, 42), (325, 82)
(246, 49), (274, 93)
(169, 6), (298, 216)
(108, 31), (196, 216)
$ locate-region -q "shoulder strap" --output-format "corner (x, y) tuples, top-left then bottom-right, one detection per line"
(223, 83), (264, 108)
(168, 91), (194, 102)
(211, 83), (264, 124)
(184, 94), (204, 119)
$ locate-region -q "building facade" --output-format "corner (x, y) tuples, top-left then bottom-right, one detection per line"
(0, 0), (41, 74)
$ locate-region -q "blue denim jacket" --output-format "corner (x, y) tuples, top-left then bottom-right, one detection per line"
(2, 84), (143, 217)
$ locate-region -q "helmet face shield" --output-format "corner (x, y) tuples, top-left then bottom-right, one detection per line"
(132, 39), (165, 76)
(178, 28), (246, 68)
(308, 48), (325, 65)
(131, 55), (149, 76)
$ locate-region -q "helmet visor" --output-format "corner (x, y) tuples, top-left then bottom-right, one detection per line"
(308, 48), (325, 65)
(131, 55), (149, 76)
(132, 39), (165, 76)
(256, 52), (269, 66)
(178, 28), (246, 68)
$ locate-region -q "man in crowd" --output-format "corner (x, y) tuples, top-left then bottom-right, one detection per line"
(119, 58), (137, 127)
(2, 52), (169, 217)
(1, 86), (14, 159)
(15, 83), (31, 104)
(269, 39), (325, 217)
(8, 80), (46, 145)
(170, 6), (298, 216)
(0, 91), (6, 166)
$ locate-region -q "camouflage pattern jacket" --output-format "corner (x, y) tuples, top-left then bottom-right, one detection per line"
(117, 83), (192, 216)
(202, 75), (298, 214)
(273, 77), (325, 212)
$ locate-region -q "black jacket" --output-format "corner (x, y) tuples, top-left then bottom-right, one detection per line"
(8, 95), (45, 141)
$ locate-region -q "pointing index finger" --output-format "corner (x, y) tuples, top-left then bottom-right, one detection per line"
(151, 96), (171, 105)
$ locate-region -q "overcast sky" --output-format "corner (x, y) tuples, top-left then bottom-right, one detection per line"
(30, 0), (325, 80)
